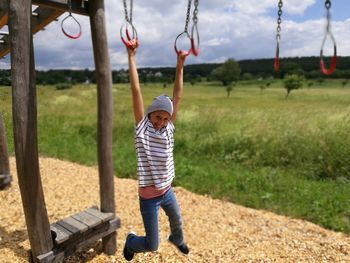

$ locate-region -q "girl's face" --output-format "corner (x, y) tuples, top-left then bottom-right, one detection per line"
(149, 111), (171, 130)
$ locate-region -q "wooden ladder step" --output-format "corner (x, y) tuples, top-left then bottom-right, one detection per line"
(50, 206), (113, 245)
(85, 207), (114, 222)
(0, 174), (11, 190)
(38, 206), (120, 263)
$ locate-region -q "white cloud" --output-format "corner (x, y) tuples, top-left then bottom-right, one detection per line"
(230, 0), (276, 15)
(284, 0), (316, 16)
(1, 0), (349, 70)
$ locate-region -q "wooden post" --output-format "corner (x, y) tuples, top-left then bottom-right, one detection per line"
(0, 114), (10, 174)
(7, 0), (53, 261)
(0, 113), (11, 189)
(89, 0), (116, 255)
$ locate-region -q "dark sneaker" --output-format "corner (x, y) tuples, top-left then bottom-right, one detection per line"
(123, 232), (136, 261)
(168, 235), (190, 255)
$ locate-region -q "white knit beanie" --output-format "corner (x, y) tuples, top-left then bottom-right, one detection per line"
(146, 94), (173, 116)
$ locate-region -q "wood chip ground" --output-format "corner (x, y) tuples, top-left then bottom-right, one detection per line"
(0, 157), (349, 262)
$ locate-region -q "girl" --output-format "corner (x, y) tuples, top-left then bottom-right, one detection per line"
(123, 40), (189, 261)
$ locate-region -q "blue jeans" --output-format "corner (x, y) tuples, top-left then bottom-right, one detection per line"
(126, 187), (184, 253)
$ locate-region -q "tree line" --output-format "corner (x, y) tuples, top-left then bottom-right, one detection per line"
(1, 56), (350, 86)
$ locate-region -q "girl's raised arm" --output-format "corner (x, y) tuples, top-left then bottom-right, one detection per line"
(127, 41), (144, 125)
(171, 52), (187, 123)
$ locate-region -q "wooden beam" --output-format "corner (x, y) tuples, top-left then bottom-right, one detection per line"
(1, 0), (88, 29)
(0, 113), (11, 190)
(0, 0), (8, 28)
(31, 6), (65, 34)
(32, 0), (89, 16)
(0, 114), (10, 177)
(89, 0), (116, 255)
(8, 0), (53, 261)
(0, 6), (64, 58)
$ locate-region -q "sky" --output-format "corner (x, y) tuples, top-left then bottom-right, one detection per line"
(1, 0), (350, 70)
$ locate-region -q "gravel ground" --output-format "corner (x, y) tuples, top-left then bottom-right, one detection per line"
(0, 157), (349, 263)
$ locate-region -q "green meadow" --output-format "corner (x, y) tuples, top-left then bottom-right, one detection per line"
(1, 80), (350, 234)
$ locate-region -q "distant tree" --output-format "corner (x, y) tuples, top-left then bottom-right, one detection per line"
(56, 83), (73, 90)
(317, 77), (324, 85)
(307, 82), (314, 88)
(242, 72), (253, 80)
(195, 75), (202, 83)
(280, 62), (303, 78)
(283, 74), (304, 99)
(211, 58), (241, 86)
(342, 79), (349, 88)
(259, 85), (266, 93)
(184, 74), (193, 83)
(306, 70), (321, 79)
(0, 76), (11, 86)
(226, 82), (236, 98)
(259, 81), (270, 93)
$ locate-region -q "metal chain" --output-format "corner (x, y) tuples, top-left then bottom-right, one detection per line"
(184, 0), (192, 32)
(123, 0), (133, 23)
(276, 0), (283, 42)
(325, 0), (331, 32)
(192, 0), (198, 25)
(320, 0), (337, 75)
(67, 0), (72, 15)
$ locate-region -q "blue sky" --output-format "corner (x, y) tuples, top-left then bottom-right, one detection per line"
(1, 0), (350, 70)
(282, 0), (349, 22)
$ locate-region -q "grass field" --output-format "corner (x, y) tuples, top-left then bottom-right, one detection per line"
(1, 80), (350, 234)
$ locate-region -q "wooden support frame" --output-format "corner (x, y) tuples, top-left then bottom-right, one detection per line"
(36, 219), (120, 262)
(0, 1), (8, 28)
(0, 3), (65, 58)
(32, 0), (89, 16)
(0, 113), (11, 190)
(33, 207), (121, 263)
(8, 0), (54, 260)
(89, 0), (116, 254)
(0, 0), (88, 28)
(6, 0), (118, 261)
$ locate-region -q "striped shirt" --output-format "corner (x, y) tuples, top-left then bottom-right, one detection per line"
(135, 116), (175, 190)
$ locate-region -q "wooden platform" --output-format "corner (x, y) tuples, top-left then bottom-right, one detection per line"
(32, 206), (121, 263)
(0, 0), (89, 58)
(0, 173), (11, 190)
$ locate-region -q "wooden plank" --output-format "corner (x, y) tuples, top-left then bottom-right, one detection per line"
(37, 217), (120, 263)
(0, 114), (10, 177)
(56, 216), (89, 234)
(85, 207), (114, 222)
(36, 251), (54, 263)
(50, 223), (73, 244)
(72, 211), (102, 228)
(32, 0), (89, 16)
(0, 174), (10, 179)
(0, 174), (11, 189)
(0, 0), (8, 28)
(31, 6), (64, 34)
(0, 14), (8, 28)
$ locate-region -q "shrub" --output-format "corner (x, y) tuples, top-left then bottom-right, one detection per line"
(56, 83), (73, 90)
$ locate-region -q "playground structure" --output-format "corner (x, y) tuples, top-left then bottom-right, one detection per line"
(0, 113), (11, 190)
(0, 0), (120, 262)
(0, 0), (342, 262)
